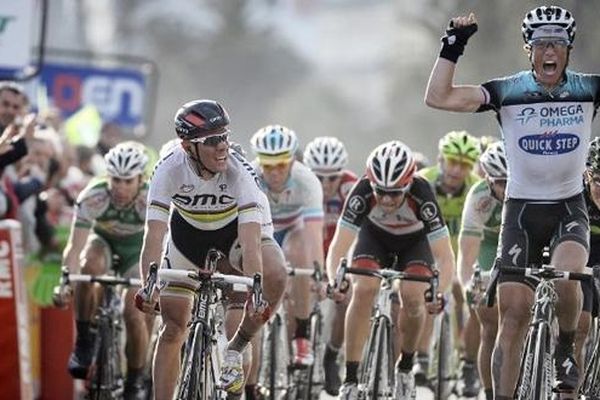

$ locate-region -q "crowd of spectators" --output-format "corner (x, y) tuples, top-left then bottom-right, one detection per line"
(0, 80), (125, 276)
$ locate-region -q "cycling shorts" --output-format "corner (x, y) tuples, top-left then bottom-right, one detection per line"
(497, 193), (589, 288)
(86, 232), (142, 278)
(352, 220), (434, 270)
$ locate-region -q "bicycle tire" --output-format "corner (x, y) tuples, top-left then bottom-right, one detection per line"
(531, 323), (552, 400)
(307, 310), (324, 399)
(176, 322), (205, 400)
(581, 324), (600, 397)
(372, 318), (393, 399)
(516, 325), (537, 399)
(432, 310), (453, 400)
(359, 317), (392, 399)
(262, 314), (288, 400)
(88, 324), (117, 400)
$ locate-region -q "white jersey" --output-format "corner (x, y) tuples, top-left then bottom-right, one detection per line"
(255, 160), (324, 232)
(147, 147), (273, 236)
(479, 70), (600, 200)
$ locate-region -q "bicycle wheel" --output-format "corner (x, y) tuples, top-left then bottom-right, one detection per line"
(176, 323), (205, 400)
(307, 310), (325, 399)
(431, 310), (453, 400)
(530, 323), (553, 400)
(88, 324), (121, 400)
(260, 313), (289, 400)
(360, 317), (393, 399)
(581, 324), (600, 397)
(516, 324), (538, 399)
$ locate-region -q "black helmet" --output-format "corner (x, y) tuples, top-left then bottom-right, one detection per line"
(174, 99), (230, 140)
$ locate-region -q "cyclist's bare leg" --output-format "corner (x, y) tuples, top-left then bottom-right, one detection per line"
(493, 282), (534, 398)
(123, 288), (150, 370)
(153, 295), (192, 400)
(242, 242), (287, 391)
(552, 241), (586, 340)
(452, 279), (466, 342)
(475, 304), (498, 394)
(462, 308), (481, 362)
(74, 242), (108, 321)
(226, 243), (287, 352)
(329, 294), (349, 349)
(397, 281), (428, 367)
(344, 274), (379, 371)
(574, 310), (591, 388)
(284, 229), (313, 322)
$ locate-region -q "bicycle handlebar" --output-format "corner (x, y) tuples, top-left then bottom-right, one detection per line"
(499, 265), (592, 281)
(158, 269), (257, 289)
(60, 270), (142, 287)
(345, 267), (436, 284)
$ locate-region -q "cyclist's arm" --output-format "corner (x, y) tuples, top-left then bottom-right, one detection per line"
(457, 233), (482, 288)
(424, 58), (485, 112)
(238, 221), (263, 275)
(325, 224), (357, 282)
(139, 219), (168, 281)
(305, 218), (324, 272)
(62, 220), (91, 274)
(429, 234), (455, 293)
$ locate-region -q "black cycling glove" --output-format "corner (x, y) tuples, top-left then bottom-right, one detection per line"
(439, 20), (478, 63)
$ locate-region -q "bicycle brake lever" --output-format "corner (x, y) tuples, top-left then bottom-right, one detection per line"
(252, 273), (263, 307)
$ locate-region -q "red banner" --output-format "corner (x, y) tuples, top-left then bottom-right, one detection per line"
(0, 220), (33, 399)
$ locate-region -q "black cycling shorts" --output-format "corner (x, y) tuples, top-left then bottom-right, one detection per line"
(497, 193), (589, 288)
(352, 220), (435, 270)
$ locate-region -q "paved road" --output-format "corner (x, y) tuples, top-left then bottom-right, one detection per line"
(319, 387), (486, 399)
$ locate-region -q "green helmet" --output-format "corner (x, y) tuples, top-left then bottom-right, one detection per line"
(439, 130), (480, 166)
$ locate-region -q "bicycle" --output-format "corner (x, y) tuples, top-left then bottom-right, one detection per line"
(258, 262), (324, 400)
(53, 268), (143, 400)
(334, 258), (440, 399)
(579, 266), (600, 398)
(158, 248), (265, 400)
(487, 264), (592, 399)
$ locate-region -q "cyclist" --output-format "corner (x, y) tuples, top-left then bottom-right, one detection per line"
(327, 141), (454, 399)
(579, 137), (600, 387)
(250, 125), (325, 366)
(304, 136), (358, 395)
(457, 142), (507, 400)
(474, 136), (499, 178)
(417, 130), (481, 393)
(424, 6), (599, 397)
(56, 141), (151, 398)
(136, 100), (287, 399)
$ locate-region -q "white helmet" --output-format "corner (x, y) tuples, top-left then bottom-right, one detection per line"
(251, 125), (298, 163)
(105, 141), (148, 179)
(522, 6), (576, 45)
(479, 142), (507, 179)
(303, 136), (348, 174)
(366, 141), (416, 190)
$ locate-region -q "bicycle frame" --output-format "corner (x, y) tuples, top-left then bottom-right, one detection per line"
(335, 263), (439, 400)
(56, 272), (142, 400)
(161, 249), (261, 400)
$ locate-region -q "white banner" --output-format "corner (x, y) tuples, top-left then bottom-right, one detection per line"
(0, 0), (35, 70)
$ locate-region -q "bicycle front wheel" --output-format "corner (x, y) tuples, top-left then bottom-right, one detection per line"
(530, 322), (553, 400)
(307, 310), (325, 398)
(176, 323), (206, 400)
(431, 310), (453, 400)
(360, 317), (393, 399)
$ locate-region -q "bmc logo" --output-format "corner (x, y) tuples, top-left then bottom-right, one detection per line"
(518, 132), (579, 155)
(173, 193), (235, 207)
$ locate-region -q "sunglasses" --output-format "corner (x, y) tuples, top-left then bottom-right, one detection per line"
(372, 184), (410, 197)
(488, 177), (507, 186)
(189, 132), (229, 146)
(260, 162), (290, 171)
(317, 174), (341, 183)
(530, 38), (569, 49)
